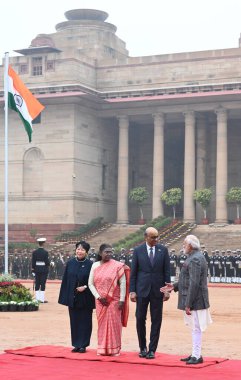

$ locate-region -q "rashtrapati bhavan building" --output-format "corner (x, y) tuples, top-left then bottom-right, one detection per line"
(1, 9), (241, 239)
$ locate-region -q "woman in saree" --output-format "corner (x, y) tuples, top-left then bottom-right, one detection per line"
(88, 243), (130, 356)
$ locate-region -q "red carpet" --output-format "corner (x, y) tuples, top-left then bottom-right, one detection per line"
(4, 345), (226, 368)
(1, 346), (240, 380)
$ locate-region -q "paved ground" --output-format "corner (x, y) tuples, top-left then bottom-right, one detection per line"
(1, 281), (240, 360)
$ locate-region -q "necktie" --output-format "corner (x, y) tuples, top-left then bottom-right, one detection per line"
(149, 247), (154, 266)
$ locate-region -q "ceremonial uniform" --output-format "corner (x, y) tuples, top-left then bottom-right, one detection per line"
(169, 249), (178, 282)
(32, 238), (50, 303)
(233, 251), (241, 283)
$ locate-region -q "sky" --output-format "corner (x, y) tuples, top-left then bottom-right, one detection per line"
(2, 0), (241, 59)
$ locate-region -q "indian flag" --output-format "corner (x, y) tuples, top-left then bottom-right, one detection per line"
(8, 65), (45, 142)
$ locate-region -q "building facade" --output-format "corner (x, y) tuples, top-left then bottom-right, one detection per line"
(1, 9), (241, 239)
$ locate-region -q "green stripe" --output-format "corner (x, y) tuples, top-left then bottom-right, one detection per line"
(8, 92), (32, 142)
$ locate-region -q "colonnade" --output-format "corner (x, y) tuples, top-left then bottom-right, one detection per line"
(116, 109), (228, 224)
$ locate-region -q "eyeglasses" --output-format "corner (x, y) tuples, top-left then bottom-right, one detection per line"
(149, 235), (159, 239)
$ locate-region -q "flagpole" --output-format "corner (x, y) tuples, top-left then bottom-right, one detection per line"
(4, 52), (9, 274)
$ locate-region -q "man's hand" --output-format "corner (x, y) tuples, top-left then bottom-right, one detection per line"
(163, 292), (170, 302)
(160, 283), (174, 293)
(185, 306), (191, 315)
(130, 292), (137, 302)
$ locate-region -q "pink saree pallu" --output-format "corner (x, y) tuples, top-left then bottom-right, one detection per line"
(94, 260), (129, 356)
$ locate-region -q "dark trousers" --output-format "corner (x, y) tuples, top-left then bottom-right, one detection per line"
(35, 272), (48, 291)
(136, 290), (163, 352)
(68, 307), (93, 349)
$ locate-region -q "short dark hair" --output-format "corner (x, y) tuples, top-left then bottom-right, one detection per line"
(75, 240), (90, 253)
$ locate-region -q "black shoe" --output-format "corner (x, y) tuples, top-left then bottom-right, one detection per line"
(78, 348), (86, 353)
(146, 351), (155, 359)
(71, 347), (80, 353)
(139, 348), (147, 358)
(180, 355), (192, 362)
(186, 356), (203, 365)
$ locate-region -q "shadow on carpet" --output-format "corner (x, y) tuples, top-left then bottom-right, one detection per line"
(5, 345), (228, 369)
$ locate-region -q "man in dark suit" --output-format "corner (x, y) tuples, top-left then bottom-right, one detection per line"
(32, 237), (50, 303)
(161, 235), (212, 365)
(130, 227), (170, 359)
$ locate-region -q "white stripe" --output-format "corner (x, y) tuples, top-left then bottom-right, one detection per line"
(8, 75), (33, 126)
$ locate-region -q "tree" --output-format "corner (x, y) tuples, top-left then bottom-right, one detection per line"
(161, 188), (182, 219)
(193, 188), (212, 219)
(129, 187), (149, 220)
(226, 187), (241, 220)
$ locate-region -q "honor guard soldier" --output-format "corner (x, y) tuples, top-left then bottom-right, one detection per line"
(213, 250), (222, 283)
(111, 248), (119, 261)
(169, 249), (178, 282)
(225, 251), (235, 283)
(127, 248), (134, 268)
(209, 251), (216, 282)
(178, 249), (187, 273)
(119, 248), (127, 264)
(234, 249), (241, 283)
(220, 250), (227, 283)
(32, 237), (50, 303)
(88, 247), (98, 262)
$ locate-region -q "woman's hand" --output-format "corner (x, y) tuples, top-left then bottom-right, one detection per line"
(76, 286), (86, 293)
(99, 297), (109, 306)
(118, 301), (124, 310)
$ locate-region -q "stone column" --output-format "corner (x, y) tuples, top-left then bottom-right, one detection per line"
(196, 114), (207, 221)
(215, 109), (228, 223)
(183, 111), (196, 222)
(152, 113), (164, 218)
(116, 116), (129, 223)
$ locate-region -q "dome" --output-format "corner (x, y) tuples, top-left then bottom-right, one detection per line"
(64, 9), (108, 22)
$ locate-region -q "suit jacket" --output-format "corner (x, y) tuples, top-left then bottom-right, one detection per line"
(130, 243), (171, 298)
(58, 257), (95, 309)
(174, 250), (210, 310)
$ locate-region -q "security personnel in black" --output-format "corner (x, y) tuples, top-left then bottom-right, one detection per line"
(32, 237), (50, 303)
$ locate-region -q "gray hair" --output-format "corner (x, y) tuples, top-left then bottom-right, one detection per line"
(185, 235), (200, 250)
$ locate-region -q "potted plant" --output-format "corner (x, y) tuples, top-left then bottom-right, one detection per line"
(226, 187), (241, 224)
(193, 188), (212, 224)
(17, 302), (26, 312)
(161, 188), (182, 222)
(129, 187), (149, 224)
(0, 277), (38, 312)
(9, 301), (18, 312)
(0, 301), (9, 312)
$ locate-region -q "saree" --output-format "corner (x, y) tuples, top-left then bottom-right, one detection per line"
(94, 259), (130, 355)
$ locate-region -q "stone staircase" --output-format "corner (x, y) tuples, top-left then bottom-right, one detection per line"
(168, 224), (241, 252)
(54, 224), (141, 252)
(87, 224), (141, 249)
(191, 224), (241, 252)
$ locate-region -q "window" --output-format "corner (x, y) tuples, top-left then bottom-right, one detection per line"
(32, 57), (42, 76)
